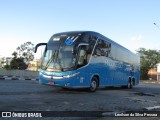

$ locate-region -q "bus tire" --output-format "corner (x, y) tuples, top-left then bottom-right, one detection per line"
(127, 80), (130, 88)
(89, 77), (98, 92)
(130, 79), (133, 88)
(127, 79), (133, 89)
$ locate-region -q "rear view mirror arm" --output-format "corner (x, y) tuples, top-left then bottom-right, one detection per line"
(34, 43), (47, 53)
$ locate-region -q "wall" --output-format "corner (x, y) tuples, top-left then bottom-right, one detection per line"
(0, 69), (39, 77)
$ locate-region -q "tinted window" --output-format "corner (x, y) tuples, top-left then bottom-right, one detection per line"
(94, 39), (111, 57)
(82, 35), (97, 54)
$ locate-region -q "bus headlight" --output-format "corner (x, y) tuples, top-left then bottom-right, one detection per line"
(63, 72), (80, 78)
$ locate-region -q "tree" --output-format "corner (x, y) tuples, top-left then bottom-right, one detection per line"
(4, 64), (10, 69)
(16, 41), (34, 64)
(137, 48), (160, 80)
(10, 41), (34, 69)
(12, 51), (18, 59)
(0, 57), (6, 67)
(10, 57), (27, 69)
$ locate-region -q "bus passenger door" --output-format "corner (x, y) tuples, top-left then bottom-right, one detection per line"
(76, 44), (90, 86)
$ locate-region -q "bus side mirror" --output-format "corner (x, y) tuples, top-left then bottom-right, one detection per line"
(34, 43), (47, 53)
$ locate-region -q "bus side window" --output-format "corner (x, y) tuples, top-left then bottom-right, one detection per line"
(81, 35), (97, 62)
(82, 35), (96, 54)
(106, 43), (111, 57)
(77, 45), (88, 67)
(77, 35), (97, 67)
(94, 39), (111, 57)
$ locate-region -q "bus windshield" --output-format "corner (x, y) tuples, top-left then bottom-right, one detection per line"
(41, 34), (81, 72)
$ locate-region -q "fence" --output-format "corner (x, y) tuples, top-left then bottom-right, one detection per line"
(0, 69), (39, 77)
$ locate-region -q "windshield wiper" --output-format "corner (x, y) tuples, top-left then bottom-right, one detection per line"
(44, 50), (63, 71)
(44, 50), (57, 70)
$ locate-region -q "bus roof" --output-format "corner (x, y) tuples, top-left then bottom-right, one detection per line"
(52, 31), (136, 55)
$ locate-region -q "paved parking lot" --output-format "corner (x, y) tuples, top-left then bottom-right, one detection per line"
(0, 79), (160, 120)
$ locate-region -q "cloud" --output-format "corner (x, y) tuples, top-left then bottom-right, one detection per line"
(130, 35), (143, 41)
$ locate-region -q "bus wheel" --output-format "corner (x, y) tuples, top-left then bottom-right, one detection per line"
(127, 80), (130, 88)
(89, 77), (98, 92)
(127, 79), (133, 89)
(130, 79), (133, 88)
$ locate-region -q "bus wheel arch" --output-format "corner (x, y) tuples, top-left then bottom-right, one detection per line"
(88, 75), (99, 92)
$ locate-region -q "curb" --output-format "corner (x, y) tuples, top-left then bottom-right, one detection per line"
(143, 82), (160, 84)
(0, 76), (39, 81)
(141, 81), (160, 84)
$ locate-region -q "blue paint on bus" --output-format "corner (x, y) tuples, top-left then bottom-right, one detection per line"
(35, 31), (140, 92)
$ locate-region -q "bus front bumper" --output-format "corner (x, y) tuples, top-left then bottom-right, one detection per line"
(38, 72), (80, 87)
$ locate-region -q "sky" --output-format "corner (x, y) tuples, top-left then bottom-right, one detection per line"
(0, 0), (160, 59)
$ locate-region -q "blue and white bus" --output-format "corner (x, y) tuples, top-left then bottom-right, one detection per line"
(35, 31), (140, 92)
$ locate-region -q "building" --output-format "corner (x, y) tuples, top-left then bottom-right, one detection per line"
(148, 68), (157, 80)
(27, 59), (41, 71)
(148, 63), (160, 80)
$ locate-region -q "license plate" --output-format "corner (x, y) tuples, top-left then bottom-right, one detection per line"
(48, 81), (54, 85)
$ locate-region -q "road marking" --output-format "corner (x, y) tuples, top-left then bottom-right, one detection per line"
(144, 106), (160, 110)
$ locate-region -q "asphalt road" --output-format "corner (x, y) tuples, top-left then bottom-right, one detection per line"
(0, 79), (160, 120)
